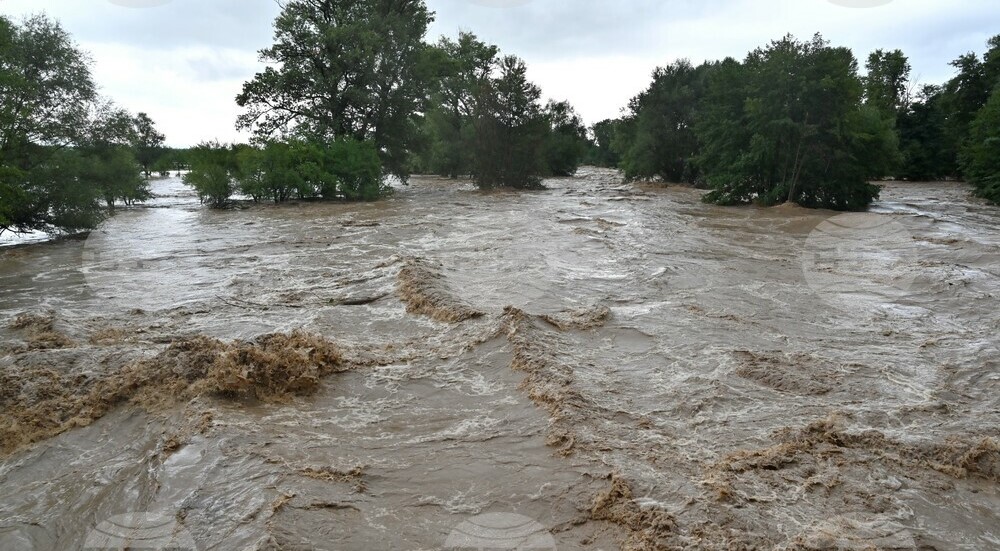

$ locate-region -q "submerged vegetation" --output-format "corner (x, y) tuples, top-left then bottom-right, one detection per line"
(606, 32), (1000, 209)
(2, 1), (1000, 235)
(0, 15), (167, 235)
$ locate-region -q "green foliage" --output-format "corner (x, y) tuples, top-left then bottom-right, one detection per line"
(896, 35), (1000, 181)
(864, 49), (912, 118)
(0, 14), (100, 234)
(541, 100), (588, 176)
(184, 141), (235, 208)
(236, 0), (433, 183)
(585, 119), (622, 168)
(416, 33), (498, 178)
(961, 87), (1000, 203)
(232, 138), (386, 203)
(615, 60), (712, 183)
(133, 112), (165, 177)
(471, 55), (548, 189)
(897, 85), (955, 180)
(0, 14), (161, 234)
(697, 35), (894, 211)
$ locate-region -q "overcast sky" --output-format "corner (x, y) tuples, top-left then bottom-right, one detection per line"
(1, 0), (997, 147)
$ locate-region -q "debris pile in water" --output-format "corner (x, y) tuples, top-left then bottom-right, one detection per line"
(396, 257), (484, 323)
(0, 330), (343, 456)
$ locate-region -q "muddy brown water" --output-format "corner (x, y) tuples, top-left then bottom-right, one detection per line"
(1, 168), (998, 550)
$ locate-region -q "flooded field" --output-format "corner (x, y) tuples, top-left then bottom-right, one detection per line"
(1, 168), (998, 550)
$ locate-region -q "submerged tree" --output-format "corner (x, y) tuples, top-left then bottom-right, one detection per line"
(615, 60), (711, 184)
(471, 55), (548, 189)
(697, 34), (897, 211)
(541, 100), (588, 177)
(236, 0), (434, 184)
(417, 32), (498, 178)
(133, 112), (165, 178)
(184, 141), (235, 208)
(0, 14), (100, 234)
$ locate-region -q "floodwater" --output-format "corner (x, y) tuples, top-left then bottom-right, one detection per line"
(0, 168), (998, 550)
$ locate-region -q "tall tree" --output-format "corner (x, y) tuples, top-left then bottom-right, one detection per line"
(471, 55), (548, 189)
(0, 14), (101, 234)
(132, 112), (165, 177)
(587, 119), (621, 168)
(236, 0), (434, 182)
(864, 49), (912, 119)
(419, 32), (498, 178)
(541, 100), (588, 177)
(615, 60), (711, 183)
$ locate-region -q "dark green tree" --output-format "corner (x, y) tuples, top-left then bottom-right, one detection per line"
(471, 55), (548, 189)
(79, 103), (149, 211)
(586, 119), (622, 167)
(697, 35), (897, 210)
(615, 60), (711, 183)
(132, 112), (165, 177)
(417, 32), (498, 178)
(0, 14), (100, 234)
(864, 49), (912, 119)
(236, 0), (434, 183)
(961, 87), (1000, 203)
(184, 141), (235, 208)
(541, 100), (588, 176)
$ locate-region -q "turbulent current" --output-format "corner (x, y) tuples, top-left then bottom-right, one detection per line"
(0, 168), (998, 550)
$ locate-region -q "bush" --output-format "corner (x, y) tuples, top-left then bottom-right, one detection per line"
(184, 141), (235, 208)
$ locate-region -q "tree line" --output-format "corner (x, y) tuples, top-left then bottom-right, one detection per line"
(5, 2), (1000, 238)
(183, 0), (591, 208)
(598, 33), (1000, 209)
(0, 14), (169, 236)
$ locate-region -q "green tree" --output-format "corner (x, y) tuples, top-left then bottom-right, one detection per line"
(184, 141), (235, 208)
(897, 85), (955, 180)
(586, 119), (621, 168)
(697, 35), (896, 210)
(79, 103), (150, 211)
(417, 32), (499, 178)
(236, 0), (434, 183)
(961, 87), (1000, 203)
(541, 100), (588, 176)
(471, 55), (548, 189)
(615, 60), (711, 183)
(864, 49), (912, 118)
(0, 14), (100, 234)
(132, 112), (165, 177)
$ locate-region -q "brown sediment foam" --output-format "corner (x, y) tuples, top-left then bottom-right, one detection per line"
(539, 306), (612, 331)
(8, 311), (75, 350)
(707, 415), (1000, 497)
(501, 306), (580, 456)
(396, 257), (484, 323)
(590, 473), (676, 551)
(733, 351), (835, 396)
(0, 331), (344, 456)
